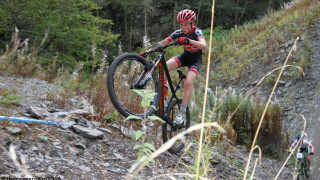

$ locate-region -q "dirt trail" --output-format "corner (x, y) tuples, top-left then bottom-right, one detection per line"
(310, 121), (320, 179)
(308, 17), (320, 180)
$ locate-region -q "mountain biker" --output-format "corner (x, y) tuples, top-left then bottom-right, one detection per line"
(140, 9), (207, 127)
(289, 134), (315, 170)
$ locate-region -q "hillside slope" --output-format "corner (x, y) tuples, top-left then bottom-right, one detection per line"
(308, 16), (320, 179)
(207, 0), (320, 140)
(206, 0), (320, 178)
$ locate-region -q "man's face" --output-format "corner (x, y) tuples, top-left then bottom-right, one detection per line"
(180, 22), (193, 34)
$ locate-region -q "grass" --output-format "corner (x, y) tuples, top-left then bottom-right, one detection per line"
(208, 0), (320, 84)
(205, 87), (289, 155)
(0, 88), (23, 106)
(0, 28), (48, 79)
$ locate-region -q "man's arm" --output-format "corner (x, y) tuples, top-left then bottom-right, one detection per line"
(189, 38), (206, 50)
(289, 140), (298, 152)
(305, 140), (315, 153)
(159, 39), (170, 45)
(289, 146), (293, 152)
(159, 36), (207, 51)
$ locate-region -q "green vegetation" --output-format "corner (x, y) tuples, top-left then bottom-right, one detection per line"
(0, 0), (318, 162)
(0, 88), (23, 106)
(206, 88), (288, 155)
(0, 0), (119, 71)
(124, 90), (164, 176)
(181, 129), (215, 178)
(0, 0), (294, 72)
(1, 1), (319, 179)
(209, 0), (320, 85)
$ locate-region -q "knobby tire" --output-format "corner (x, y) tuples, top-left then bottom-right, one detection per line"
(107, 53), (160, 118)
(162, 99), (190, 154)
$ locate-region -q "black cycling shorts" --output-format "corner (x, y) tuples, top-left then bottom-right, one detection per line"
(172, 51), (202, 75)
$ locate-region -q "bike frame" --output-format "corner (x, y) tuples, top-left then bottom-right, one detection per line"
(297, 148), (309, 176)
(133, 42), (186, 124)
(157, 48), (184, 123)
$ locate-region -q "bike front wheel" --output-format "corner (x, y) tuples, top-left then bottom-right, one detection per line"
(297, 173), (304, 180)
(107, 53), (160, 118)
(162, 99), (190, 154)
(297, 161), (306, 180)
(304, 161), (310, 177)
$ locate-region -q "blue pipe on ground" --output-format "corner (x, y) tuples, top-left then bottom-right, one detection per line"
(0, 116), (71, 129)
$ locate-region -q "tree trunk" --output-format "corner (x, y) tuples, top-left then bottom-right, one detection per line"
(235, 0), (250, 25)
(129, 14), (133, 51)
(234, 0), (240, 26)
(173, 1), (177, 30)
(144, 0), (147, 36)
(196, 0), (202, 27)
(268, 0), (272, 13)
(124, 3), (129, 51)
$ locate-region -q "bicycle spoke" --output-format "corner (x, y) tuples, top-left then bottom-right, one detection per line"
(118, 61), (149, 112)
(108, 54), (159, 117)
(162, 99), (190, 154)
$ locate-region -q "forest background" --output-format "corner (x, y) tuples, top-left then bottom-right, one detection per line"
(0, 0), (292, 73)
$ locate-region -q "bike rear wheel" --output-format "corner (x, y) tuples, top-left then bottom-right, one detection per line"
(162, 99), (190, 154)
(107, 53), (160, 118)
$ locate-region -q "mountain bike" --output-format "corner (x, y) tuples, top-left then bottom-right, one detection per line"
(296, 145), (311, 180)
(107, 41), (190, 154)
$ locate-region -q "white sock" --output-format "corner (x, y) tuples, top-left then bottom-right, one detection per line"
(180, 104), (187, 114)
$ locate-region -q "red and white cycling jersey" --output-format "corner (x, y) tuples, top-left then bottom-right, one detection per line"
(291, 139), (313, 148)
(166, 26), (205, 54)
(291, 139), (313, 154)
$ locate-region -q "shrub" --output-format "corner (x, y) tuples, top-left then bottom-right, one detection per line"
(212, 88), (288, 156)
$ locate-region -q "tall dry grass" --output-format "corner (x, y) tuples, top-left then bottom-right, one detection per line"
(243, 36), (300, 179)
(91, 51), (115, 124)
(211, 88), (288, 155)
(0, 28), (48, 78)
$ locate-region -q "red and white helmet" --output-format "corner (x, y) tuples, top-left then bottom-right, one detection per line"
(177, 9), (196, 22)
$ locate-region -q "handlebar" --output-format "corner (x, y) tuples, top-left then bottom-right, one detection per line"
(140, 41), (180, 57)
(161, 41), (180, 49)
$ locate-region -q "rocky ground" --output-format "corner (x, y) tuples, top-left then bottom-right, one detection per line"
(1, 12), (319, 180)
(0, 75), (294, 180)
(0, 75), (304, 178)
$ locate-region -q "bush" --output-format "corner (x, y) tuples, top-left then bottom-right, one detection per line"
(212, 88), (288, 156)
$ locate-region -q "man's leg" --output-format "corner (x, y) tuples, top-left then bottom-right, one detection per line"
(173, 70), (197, 126)
(182, 71), (197, 105)
(307, 155), (312, 170)
(166, 58), (179, 75)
